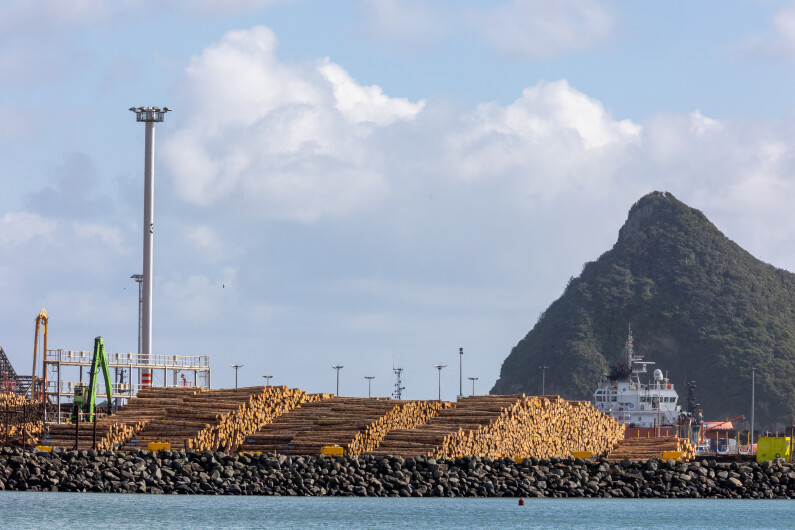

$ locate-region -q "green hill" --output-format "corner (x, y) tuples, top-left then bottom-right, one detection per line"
(492, 191), (795, 430)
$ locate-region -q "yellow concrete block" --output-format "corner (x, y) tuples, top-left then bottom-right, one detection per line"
(36, 445), (53, 452)
(571, 451), (594, 460)
(148, 442), (171, 451)
(660, 451), (681, 461)
(320, 445), (344, 456)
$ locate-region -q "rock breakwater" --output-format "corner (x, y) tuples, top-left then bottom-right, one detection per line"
(1, 448), (793, 498)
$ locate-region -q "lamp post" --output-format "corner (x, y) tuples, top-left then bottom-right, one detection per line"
(539, 365), (549, 395)
(468, 376), (478, 396)
(458, 348), (463, 399)
(751, 367), (756, 449)
(433, 364), (446, 401)
(364, 376), (375, 398)
(332, 365), (343, 396)
(230, 364), (243, 389)
(262, 375), (273, 387)
(129, 106), (171, 389)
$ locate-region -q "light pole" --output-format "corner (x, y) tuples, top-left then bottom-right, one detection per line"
(230, 364), (243, 389)
(262, 375), (273, 387)
(364, 376), (375, 398)
(332, 365), (343, 396)
(539, 365), (549, 395)
(129, 106), (171, 389)
(459, 347), (463, 399)
(433, 364), (446, 401)
(751, 367), (756, 449)
(468, 376), (478, 396)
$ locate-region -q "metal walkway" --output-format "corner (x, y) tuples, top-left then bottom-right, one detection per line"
(43, 348), (211, 423)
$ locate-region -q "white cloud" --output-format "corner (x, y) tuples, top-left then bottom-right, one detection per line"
(738, 2), (795, 59)
(73, 222), (126, 253)
(319, 59), (425, 126)
(162, 26), (424, 222)
(0, 212), (57, 246)
(445, 80), (640, 199)
(474, 0), (613, 58)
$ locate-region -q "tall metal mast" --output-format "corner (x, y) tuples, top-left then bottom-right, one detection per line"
(129, 106), (171, 388)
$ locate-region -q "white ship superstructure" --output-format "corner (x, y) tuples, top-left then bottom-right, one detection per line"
(593, 326), (681, 428)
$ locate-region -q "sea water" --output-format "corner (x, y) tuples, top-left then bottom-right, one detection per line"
(0, 492), (792, 528)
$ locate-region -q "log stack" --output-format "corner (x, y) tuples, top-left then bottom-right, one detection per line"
(242, 397), (432, 455)
(370, 395), (624, 459)
(186, 386), (329, 452)
(346, 400), (451, 456)
(430, 396), (624, 459)
(371, 395), (521, 457)
(121, 386), (328, 452)
(42, 387), (200, 450)
(0, 392), (44, 447)
(607, 435), (696, 461)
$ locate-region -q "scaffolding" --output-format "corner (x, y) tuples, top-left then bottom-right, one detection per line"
(43, 348), (210, 423)
(0, 346), (31, 396)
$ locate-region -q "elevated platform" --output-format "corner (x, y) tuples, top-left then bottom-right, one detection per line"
(43, 348), (211, 422)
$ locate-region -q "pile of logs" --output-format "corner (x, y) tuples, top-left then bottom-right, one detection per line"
(186, 386), (329, 452)
(347, 400), (451, 456)
(43, 387), (200, 450)
(242, 397), (433, 455)
(369, 395), (624, 459)
(430, 396), (624, 459)
(121, 386), (328, 452)
(607, 435), (696, 461)
(0, 392), (43, 447)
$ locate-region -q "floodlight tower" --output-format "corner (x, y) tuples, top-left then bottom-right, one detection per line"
(129, 106), (171, 388)
(332, 365), (344, 396)
(433, 364), (446, 401)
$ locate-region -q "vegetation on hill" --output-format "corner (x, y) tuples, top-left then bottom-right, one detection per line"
(492, 191), (795, 430)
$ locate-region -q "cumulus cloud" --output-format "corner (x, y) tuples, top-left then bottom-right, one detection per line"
(0, 212), (57, 246)
(446, 80), (640, 199)
(162, 26), (425, 222)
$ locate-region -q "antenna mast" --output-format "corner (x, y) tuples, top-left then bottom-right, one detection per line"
(392, 367), (405, 400)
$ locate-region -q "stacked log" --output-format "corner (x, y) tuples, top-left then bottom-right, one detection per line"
(371, 395), (522, 457)
(42, 387), (200, 450)
(242, 397), (421, 455)
(430, 396), (624, 459)
(0, 392), (44, 447)
(186, 387), (329, 452)
(607, 435), (696, 461)
(346, 400), (451, 456)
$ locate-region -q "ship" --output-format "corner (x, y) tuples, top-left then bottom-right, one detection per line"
(593, 326), (683, 428)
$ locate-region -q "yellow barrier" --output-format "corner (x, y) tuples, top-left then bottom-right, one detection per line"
(514, 457), (524, 464)
(571, 451), (594, 460)
(36, 445), (53, 452)
(321, 445), (344, 456)
(148, 442), (171, 451)
(660, 451), (681, 461)
(757, 437), (791, 462)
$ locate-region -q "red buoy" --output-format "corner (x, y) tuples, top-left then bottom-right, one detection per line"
(518, 497), (525, 506)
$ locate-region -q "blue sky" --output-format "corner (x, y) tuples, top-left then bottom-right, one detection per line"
(4, 0), (795, 400)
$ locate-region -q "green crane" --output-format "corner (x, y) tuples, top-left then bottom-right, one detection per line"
(71, 336), (113, 423)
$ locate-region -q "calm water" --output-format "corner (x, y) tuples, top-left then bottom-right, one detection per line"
(0, 492), (792, 528)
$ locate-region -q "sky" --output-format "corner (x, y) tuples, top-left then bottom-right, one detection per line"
(4, 0), (795, 401)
